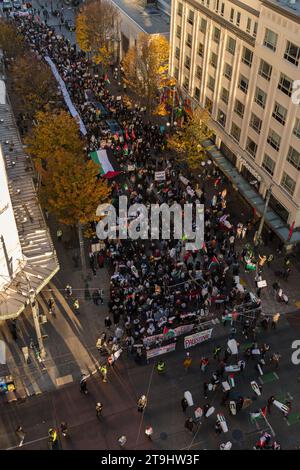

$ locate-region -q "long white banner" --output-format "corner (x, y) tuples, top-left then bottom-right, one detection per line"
(44, 56), (87, 136)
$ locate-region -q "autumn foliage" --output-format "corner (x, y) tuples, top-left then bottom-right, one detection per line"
(76, 0), (119, 67)
(11, 53), (58, 120)
(122, 33), (170, 113)
(168, 108), (213, 171)
(0, 19), (25, 59)
(26, 111), (110, 226)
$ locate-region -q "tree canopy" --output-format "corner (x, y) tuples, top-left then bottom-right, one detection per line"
(0, 19), (25, 59)
(11, 53), (58, 120)
(168, 108), (213, 171)
(122, 33), (170, 113)
(76, 0), (119, 66)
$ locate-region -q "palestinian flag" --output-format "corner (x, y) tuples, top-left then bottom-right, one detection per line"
(104, 74), (110, 85)
(251, 407), (267, 421)
(208, 256), (219, 271)
(89, 149), (120, 179)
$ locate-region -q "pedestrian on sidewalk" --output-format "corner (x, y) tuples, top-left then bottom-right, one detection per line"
(200, 357), (209, 372)
(137, 395), (147, 412)
(65, 284), (72, 297)
(15, 426), (25, 447)
(56, 228), (63, 241)
(96, 402), (103, 418)
(272, 313), (280, 329)
(145, 426), (153, 440)
(267, 396), (275, 413)
(117, 435), (127, 447)
(104, 316), (112, 329)
(100, 365), (108, 383)
(270, 352), (281, 369)
(181, 397), (188, 412)
(80, 376), (88, 394)
(48, 297), (55, 314)
(60, 422), (68, 437)
(73, 298), (80, 314)
(183, 352), (192, 372)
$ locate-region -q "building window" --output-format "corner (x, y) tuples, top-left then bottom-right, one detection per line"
(272, 102), (287, 125)
(231, 122), (241, 142)
(206, 0), (210, 7)
(215, 0), (220, 12)
(246, 18), (251, 33)
(194, 87), (200, 101)
(213, 27), (221, 43)
(184, 55), (191, 70)
(258, 59), (272, 81)
(176, 25), (182, 39)
(177, 2), (183, 16)
(287, 146), (300, 170)
(198, 42), (204, 57)
(210, 52), (218, 68)
(230, 8), (234, 22)
(234, 99), (245, 117)
(221, 3), (224, 16)
(278, 73), (293, 97)
(188, 10), (194, 25)
(250, 113), (262, 134)
(207, 75), (215, 91)
(217, 109), (226, 127)
(226, 36), (236, 54)
(238, 74), (249, 94)
(186, 33), (192, 47)
(205, 97), (213, 113)
(196, 65), (202, 80)
(263, 28), (278, 52)
(236, 12), (241, 27)
(200, 18), (207, 33)
(281, 172), (296, 195)
(254, 87), (267, 108)
(220, 87), (229, 104)
(174, 67), (179, 80)
(262, 154), (275, 176)
(183, 76), (189, 91)
(246, 137), (258, 158)
(293, 118), (300, 139)
(223, 63), (232, 80)
(284, 41), (300, 66)
(175, 47), (180, 60)
(242, 47), (253, 67)
(267, 129), (281, 151)
(253, 22), (258, 37)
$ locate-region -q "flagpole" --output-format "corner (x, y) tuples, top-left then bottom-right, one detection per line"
(260, 408), (276, 437)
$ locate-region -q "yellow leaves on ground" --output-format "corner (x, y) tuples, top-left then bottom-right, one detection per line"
(168, 108), (213, 171)
(122, 33), (170, 112)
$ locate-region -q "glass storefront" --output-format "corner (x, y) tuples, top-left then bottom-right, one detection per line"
(268, 194), (289, 223)
(240, 165), (261, 193)
(220, 142), (237, 166)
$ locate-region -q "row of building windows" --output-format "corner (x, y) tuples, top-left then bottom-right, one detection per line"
(176, 1), (258, 37)
(176, 15), (300, 69)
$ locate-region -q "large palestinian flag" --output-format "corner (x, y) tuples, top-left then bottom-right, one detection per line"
(89, 149), (120, 179)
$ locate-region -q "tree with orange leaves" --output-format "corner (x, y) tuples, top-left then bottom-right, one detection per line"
(122, 33), (170, 113)
(76, 0), (119, 67)
(0, 19), (25, 60)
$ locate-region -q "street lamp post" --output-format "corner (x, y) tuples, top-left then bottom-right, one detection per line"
(29, 288), (46, 360)
(254, 184), (274, 246)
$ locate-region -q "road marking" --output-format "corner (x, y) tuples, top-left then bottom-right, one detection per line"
(56, 374), (73, 386)
(5, 435), (48, 450)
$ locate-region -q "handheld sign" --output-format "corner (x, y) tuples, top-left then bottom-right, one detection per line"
(251, 381), (261, 396)
(184, 391), (194, 407)
(227, 339), (238, 355)
(229, 401), (236, 415)
(257, 363), (264, 376)
(217, 413), (228, 433)
(205, 406), (215, 417)
(225, 365), (240, 373)
(222, 381), (230, 392)
(273, 400), (289, 414)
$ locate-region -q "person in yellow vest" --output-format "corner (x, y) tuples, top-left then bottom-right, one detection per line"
(73, 298), (80, 314)
(56, 228), (63, 241)
(183, 352), (192, 371)
(258, 254), (267, 267)
(156, 360), (166, 374)
(100, 365), (107, 383)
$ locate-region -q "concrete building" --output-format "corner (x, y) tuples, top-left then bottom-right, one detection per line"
(169, 0), (300, 243)
(109, 0), (170, 58)
(0, 79), (59, 326)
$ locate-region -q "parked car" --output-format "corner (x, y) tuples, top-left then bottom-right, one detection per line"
(2, 1), (13, 11)
(105, 119), (123, 137)
(13, 0), (22, 9)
